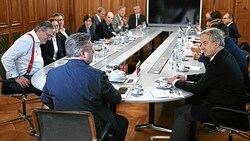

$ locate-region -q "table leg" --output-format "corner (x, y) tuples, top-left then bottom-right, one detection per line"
(135, 103), (172, 139)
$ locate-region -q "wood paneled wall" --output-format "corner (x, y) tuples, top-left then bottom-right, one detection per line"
(0, 0), (250, 53)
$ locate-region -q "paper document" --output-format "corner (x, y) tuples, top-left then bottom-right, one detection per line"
(151, 89), (184, 98)
(185, 65), (201, 71)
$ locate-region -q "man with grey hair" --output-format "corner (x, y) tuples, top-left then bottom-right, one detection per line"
(1, 21), (54, 95)
(112, 6), (128, 33)
(167, 28), (245, 141)
(92, 7), (106, 32)
(41, 33), (128, 141)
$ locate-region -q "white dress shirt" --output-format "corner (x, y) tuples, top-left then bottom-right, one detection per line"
(136, 14), (140, 26)
(1, 30), (44, 79)
(60, 28), (69, 38)
(52, 36), (58, 60)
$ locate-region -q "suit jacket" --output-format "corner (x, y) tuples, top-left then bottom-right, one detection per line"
(40, 36), (65, 66)
(128, 14), (147, 29)
(112, 14), (128, 33)
(92, 15), (102, 32)
(58, 29), (71, 56)
(228, 22), (240, 44)
(95, 20), (115, 39)
(41, 59), (121, 137)
(176, 49), (245, 121)
(77, 25), (99, 42)
(198, 37), (248, 86)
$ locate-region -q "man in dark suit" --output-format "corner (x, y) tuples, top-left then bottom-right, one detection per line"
(222, 12), (240, 44)
(167, 28), (246, 141)
(95, 12), (116, 39)
(92, 7), (106, 32)
(128, 5), (147, 29)
(41, 33), (128, 141)
(198, 22), (248, 86)
(53, 13), (71, 55)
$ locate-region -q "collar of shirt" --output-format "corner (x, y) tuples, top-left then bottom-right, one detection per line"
(210, 47), (223, 62)
(96, 14), (102, 22)
(119, 15), (123, 20)
(60, 29), (69, 38)
(29, 30), (41, 45)
(227, 21), (233, 27)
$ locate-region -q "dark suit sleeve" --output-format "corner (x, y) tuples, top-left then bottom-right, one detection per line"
(175, 72), (215, 95)
(138, 15), (147, 26)
(40, 42), (54, 66)
(95, 22), (115, 39)
(100, 72), (121, 104)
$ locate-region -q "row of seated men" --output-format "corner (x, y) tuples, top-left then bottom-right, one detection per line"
(205, 10), (240, 45)
(41, 5), (147, 66)
(0, 5), (146, 141)
(1, 7), (249, 141)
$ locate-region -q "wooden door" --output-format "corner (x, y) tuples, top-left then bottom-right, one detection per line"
(234, 0), (250, 44)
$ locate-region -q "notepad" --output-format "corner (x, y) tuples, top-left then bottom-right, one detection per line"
(151, 89), (184, 98)
(185, 65), (201, 71)
(151, 89), (169, 98)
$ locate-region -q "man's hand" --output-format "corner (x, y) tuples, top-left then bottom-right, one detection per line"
(15, 76), (30, 88)
(136, 24), (142, 29)
(167, 74), (185, 85)
(122, 19), (128, 25)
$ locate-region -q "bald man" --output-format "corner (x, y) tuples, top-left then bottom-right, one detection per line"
(95, 12), (116, 39)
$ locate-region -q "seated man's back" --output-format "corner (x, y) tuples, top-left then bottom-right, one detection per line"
(41, 33), (128, 141)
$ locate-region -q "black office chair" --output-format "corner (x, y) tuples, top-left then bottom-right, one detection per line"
(204, 86), (250, 141)
(204, 106), (250, 141)
(31, 108), (112, 141)
(0, 54), (39, 129)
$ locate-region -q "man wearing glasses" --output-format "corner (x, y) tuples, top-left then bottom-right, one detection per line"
(1, 21), (54, 96)
(53, 13), (71, 56)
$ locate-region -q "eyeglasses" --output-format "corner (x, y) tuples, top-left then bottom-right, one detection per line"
(41, 29), (53, 40)
(86, 20), (92, 22)
(57, 19), (64, 21)
(54, 24), (60, 28)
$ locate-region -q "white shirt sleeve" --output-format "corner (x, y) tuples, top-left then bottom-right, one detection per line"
(1, 35), (32, 78)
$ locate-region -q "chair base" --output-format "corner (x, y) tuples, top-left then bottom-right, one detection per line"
(135, 124), (172, 140)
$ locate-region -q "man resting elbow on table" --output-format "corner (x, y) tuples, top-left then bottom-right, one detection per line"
(41, 33), (128, 141)
(167, 28), (246, 141)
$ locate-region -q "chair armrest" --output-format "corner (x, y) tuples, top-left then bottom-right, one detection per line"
(210, 107), (250, 131)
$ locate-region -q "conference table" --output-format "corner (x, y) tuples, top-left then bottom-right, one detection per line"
(31, 27), (205, 139)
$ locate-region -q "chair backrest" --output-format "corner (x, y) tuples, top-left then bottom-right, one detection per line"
(0, 54), (11, 94)
(31, 109), (97, 141)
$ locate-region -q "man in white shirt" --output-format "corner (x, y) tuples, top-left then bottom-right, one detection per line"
(1, 21), (54, 95)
